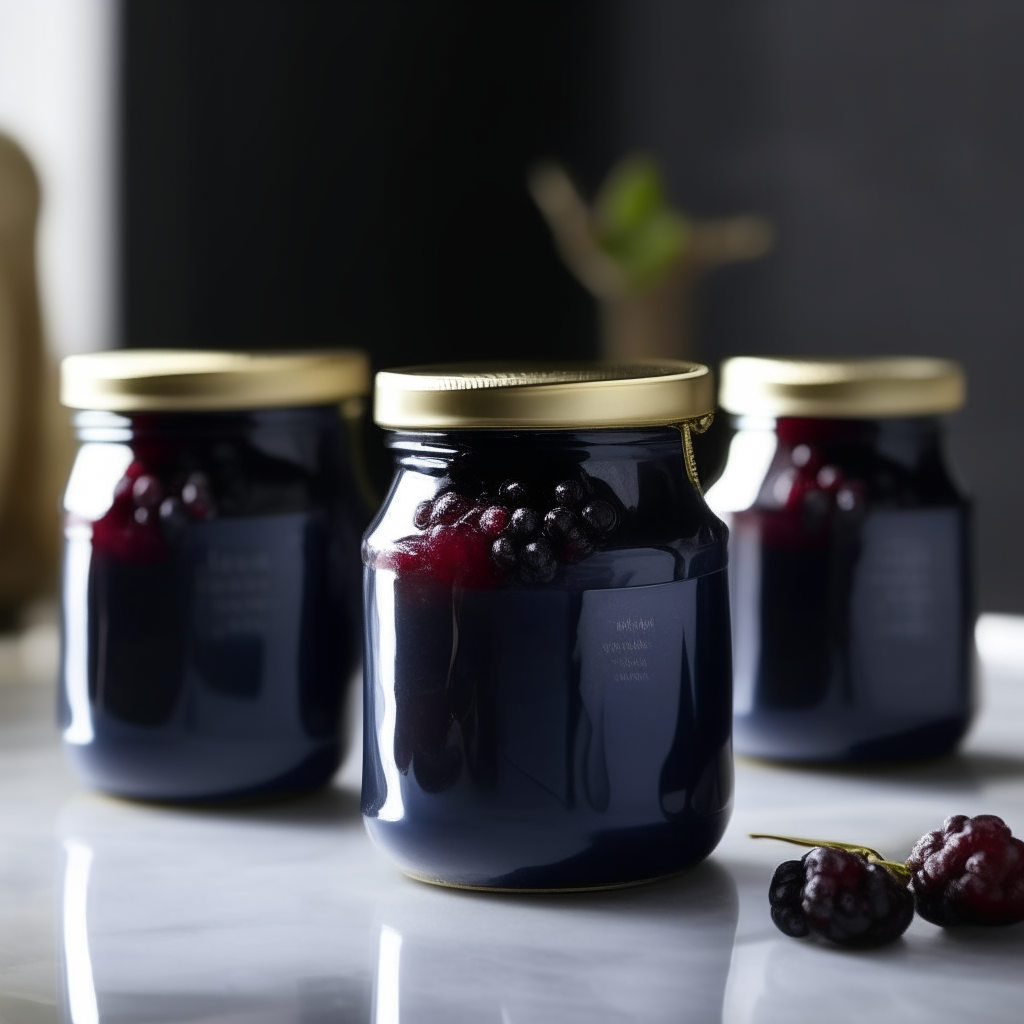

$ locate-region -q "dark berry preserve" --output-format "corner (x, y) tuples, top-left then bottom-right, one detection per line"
(708, 356), (972, 762)
(59, 350), (370, 801)
(363, 363), (733, 890)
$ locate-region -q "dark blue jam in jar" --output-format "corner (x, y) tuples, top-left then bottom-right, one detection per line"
(362, 363), (733, 890)
(59, 350), (370, 801)
(708, 356), (972, 762)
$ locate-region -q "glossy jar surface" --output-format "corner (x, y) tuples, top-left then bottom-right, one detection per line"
(362, 428), (733, 890)
(708, 415), (972, 762)
(60, 406), (367, 801)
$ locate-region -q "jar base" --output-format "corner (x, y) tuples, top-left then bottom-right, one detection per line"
(364, 809), (731, 892)
(733, 713), (971, 764)
(399, 866), (685, 895)
(66, 738), (343, 805)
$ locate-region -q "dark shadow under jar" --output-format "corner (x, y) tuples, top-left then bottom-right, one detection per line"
(59, 350), (370, 801)
(362, 363), (733, 890)
(708, 356), (973, 762)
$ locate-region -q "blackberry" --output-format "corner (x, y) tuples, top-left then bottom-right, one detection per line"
(181, 471), (214, 520)
(581, 500), (617, 535)
(769, 860), (809, 937)
(508, 507), (540, 539)
(769, 848), (914, 947)
(908, 814), (1024, 927)
(490, 535), (517, 569)
(158, 496), (188, 542)
(478, 506), (509, 536)
(816, 464), (842, 489)
(430, 491), (469, 526)
(521, 539), (556, 583)
(544, 507), (596, 563)
(560, 532), (595, 563)
(554, 478), (585, 506)
(131, 474), (163, 508)
(413, 500), (433, 530)
(498, 480), (529, 507)
(456, 503), (485, 530)
(543, 507), (579, 542)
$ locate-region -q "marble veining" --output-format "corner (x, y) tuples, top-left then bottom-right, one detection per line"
(0, 620), (1022, 1022)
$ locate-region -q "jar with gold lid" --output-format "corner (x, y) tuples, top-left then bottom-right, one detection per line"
(362, 361), (733, 890)
(59, 349), (370, 801)
(706, 356), (972, 762)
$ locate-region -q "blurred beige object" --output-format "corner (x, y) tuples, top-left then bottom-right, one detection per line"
(0, 598), (59, 684)
(529, 159), (774, 361)
(0, 133), (70, 627)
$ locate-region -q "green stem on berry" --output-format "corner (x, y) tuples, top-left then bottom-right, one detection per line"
(749, 833), (912, 885)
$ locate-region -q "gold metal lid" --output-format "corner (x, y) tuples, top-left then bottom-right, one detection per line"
(373, 361), (715, 429)
(719, 356), (965, 418)
(61, 348), (370, 412)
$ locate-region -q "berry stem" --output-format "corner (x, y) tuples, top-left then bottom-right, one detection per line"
(750, 833), (912, 884)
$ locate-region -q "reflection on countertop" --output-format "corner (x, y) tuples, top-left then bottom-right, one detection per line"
(57, 791), (736, 1023)
(0, 616), (1021, 1021)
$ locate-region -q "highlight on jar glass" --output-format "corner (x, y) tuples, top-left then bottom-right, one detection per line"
(362, 361), (733, 890)
(59, 349), (371, 801)
(705, 356), (971, 762)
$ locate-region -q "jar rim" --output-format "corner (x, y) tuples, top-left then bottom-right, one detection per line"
(719, 356), (965, 418)
(373, 360), (714, 429)
(61, 348), (370, 412)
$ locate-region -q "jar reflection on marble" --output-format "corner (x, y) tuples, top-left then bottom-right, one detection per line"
(56, 791), (375, 1023)
(362, 363), (733, 890)
(707, 356), (973, 762)
(59, 350), (370, 801)
(371, 859), (738, 1021)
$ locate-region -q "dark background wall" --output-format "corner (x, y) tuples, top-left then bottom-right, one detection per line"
(120, 0), (1024, 613)
(121, 0), (601, 363)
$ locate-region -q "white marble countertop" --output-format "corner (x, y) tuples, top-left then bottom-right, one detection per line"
(1, 616), (1023, 1024)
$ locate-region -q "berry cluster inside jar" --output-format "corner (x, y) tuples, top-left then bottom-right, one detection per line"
(76, 414), (328, 564)
(757, 419), (870, 545)
(754, 416), (961, 545)
(379, 459), (621, 589)
(91, 460), (216, 562)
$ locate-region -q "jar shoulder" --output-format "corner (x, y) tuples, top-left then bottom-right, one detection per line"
(365, 452), (728, 588)
(65, 414), (368, 523)
(707, 424), (968, 519)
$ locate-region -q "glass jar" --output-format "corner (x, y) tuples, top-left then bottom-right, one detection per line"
(59, 349), (370, 801)
(362, 363), (733, 890)
(706, 356), (972, 762)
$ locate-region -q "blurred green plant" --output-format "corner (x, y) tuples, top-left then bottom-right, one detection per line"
(594, 156), (689, 291)
(529, 152), (772, 359)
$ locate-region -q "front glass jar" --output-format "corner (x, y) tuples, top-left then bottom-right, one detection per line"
(59, 350), (370, 801)
(707, 356), (972, 762)
(362, 363), (733, 890)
